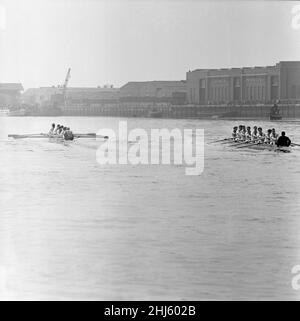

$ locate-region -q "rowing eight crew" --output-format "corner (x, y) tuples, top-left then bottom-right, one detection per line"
(49, 123), (74, 141)
(232, 125), (291, 147)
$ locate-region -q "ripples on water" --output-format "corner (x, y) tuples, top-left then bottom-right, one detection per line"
(1, 117), (300, 300)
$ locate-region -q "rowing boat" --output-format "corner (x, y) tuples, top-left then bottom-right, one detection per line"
(48, 135), (73, 145)
(226, 140), (292, 152)
(8, 133), (109, 140)
(238, 143), (291, 153)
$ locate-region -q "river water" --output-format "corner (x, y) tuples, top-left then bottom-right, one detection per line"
(1, 116), (300, 300)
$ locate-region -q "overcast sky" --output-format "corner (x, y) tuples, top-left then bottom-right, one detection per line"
(0, 0), (299, 89)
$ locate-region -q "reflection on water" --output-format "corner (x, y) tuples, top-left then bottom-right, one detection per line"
(1, 117), (300, 300)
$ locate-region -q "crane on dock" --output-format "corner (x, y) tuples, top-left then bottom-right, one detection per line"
(62, 67), (71, 106)
(47, 67), (71, 115)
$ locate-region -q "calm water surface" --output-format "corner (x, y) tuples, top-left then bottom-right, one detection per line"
(1, 116), (300, 300)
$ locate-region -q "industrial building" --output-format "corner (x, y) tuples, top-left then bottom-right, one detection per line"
(0, 83), (24, 108)
(120, 81), (187, 105)
(66, 87), (120, 104)
(22, 87), (60, 106)
(22, 86), (119, 106)
(19, 61), (300, 118)
(63, 87), (120, 115)
(186, 61), (300, 105)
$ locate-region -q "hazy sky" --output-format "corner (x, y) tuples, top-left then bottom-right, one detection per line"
(0, 0), (299, 89)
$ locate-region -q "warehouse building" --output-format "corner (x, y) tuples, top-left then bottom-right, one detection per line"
(66, 87), (120, 104)
(186, 61), (300, 105)
(120, 81), (187, 105)
(22, 87), (60, 106)
(0, 83), (24, 107)
(23, 86), (120, 106)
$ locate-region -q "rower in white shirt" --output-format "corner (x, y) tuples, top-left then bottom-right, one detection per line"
(270, 128), (278, 145)
(257, 127), (265, 143)
(237, 125), (243, 141)
(251, 126), (258, 141)
(54, 124), (60, 135)
(232, 126), (238, 140)
(48, 123), (55, 136)
(240, 125), (246, 141)
(245, 126), (252, 141)
(59, 126), (66, 137)
(264, 129), (272, 144)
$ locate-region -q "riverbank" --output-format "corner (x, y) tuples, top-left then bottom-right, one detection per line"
(20, 102), (300, 119)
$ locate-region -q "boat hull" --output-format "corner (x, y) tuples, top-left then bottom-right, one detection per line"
(223, 140), (292, 152)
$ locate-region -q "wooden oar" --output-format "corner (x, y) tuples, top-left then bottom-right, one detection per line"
(209, 138), (232, 144)
(291, 143), (300, 147)
(21, 133), (45, 136)
(8, 133), (109, 139)
(74, 133), (96, 137)
(8, 133), (44, 137)
(8, 134), (46, 139)
(227, 141), (249, 147)
(235, 142), (259, 149)
(220, 140), (235, 144)
(75, 134), (109, 139)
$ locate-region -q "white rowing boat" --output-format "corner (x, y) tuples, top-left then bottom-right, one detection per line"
(214, 138), (292, 153)
(8, 133), (109, 140)
(236, 143), (292, 153)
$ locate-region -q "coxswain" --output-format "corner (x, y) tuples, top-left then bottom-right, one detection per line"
(257, 127), (265, 143)
(232, 126), (238, 140)
(49, 123), (55, 136)
(270, 128), (278, 145)
(276, 131), (291, 147)
(64, 127), (75, 141)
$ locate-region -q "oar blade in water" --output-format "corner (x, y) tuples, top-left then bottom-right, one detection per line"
(209, 138), (232, 144)
(8, 134), (46, 139)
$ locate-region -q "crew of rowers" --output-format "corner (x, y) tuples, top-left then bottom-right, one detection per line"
(232, 125), (291, 147)
(48, 123), (74, 141)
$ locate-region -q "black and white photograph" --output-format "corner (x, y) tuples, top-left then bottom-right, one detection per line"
(1, 0), (300, 303)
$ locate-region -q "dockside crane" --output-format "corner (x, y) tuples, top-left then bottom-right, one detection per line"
(62, 67), (71, 106)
